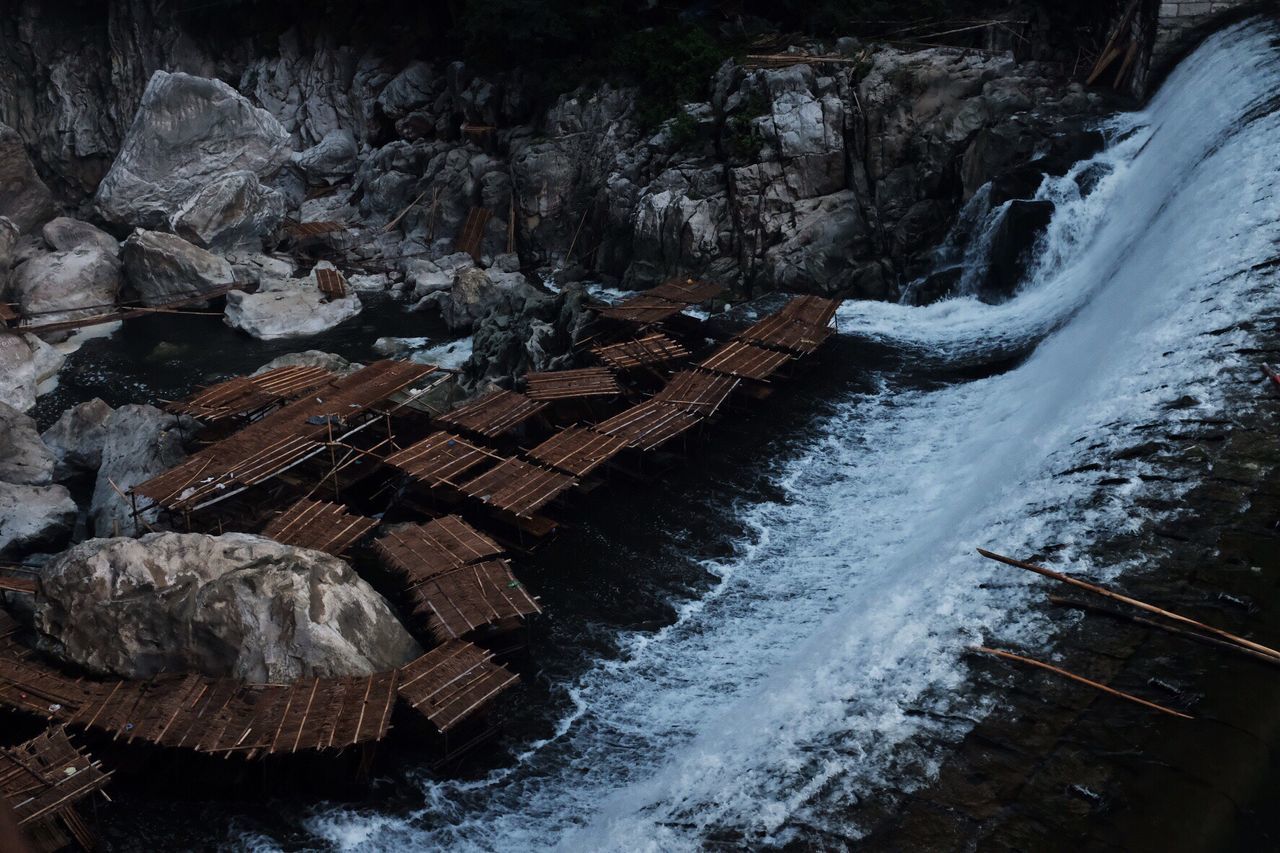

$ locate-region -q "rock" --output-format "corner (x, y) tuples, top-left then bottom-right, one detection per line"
(223, 251), (295, 290)
(94, 71), (292, 231)
(121, 229), (235, 306)
(377, 61), (437, 119)
(35, 532), (422, 682)
(0, 332), (65, 412)
(420, 267), (542, 332)
(41, 217), (119, 256)
(9, 248), (122, 328)
(0, 217), (18, 272)
(253, 350), (358, 377)
(224, 273), (362, 340)
(90, 404), (188, 537)
(170, 170), (286, 250)
(980, 199), (1055, 301)
(760, 191), (874, 297)
(0, 123), (56, 233)
(0, 482), (75, 559)
(464, 284), (588, 388)
(290, 128), (359, 184)
(0, 402), (56, 485)
(41, 398), (114, 480)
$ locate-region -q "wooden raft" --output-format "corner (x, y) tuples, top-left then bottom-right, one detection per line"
(398, 641), (520, 733)
(700, 340), (793, 381)
(406, 559), (541, 643)
(591, 333), (690, 370)
(737, 313), (834, 355)
(651, 369), (740, 416)
(260, 498), (377, 556)
(168, 365), (335, 423)
(595, 400), (704, 451)
(437, 389), (549, 439)
(524, 367), (621, 401)
(0, 728), (109, 851)
(384, 432), (494, 489)
(374, 518), (505, 584)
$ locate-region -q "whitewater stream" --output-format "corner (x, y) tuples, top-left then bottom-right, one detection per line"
(90, 20), (1278, 852)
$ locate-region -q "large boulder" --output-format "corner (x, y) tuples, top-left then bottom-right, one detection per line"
(0, 402), (55, 485)
(418, 267), (542, 332)
(253, 349), (359, 377)
(90, 404), (188, 537)
(41, 217), (119, 256)
(224, 274), (362, 340)
(979, 199), (1054, 301)
(0, 332), (65, 412)
(290, 128), (359, 185)
(0, 123), (56, 233)
(121, 229), (235, 306)
(170, 171), (286, 250)
(41, 398), (114, 480)
(9, 247), (122, 328)
(94, 71), (292, 231)
(0, 217), (20, 273)
(0, 482), (75, 559)
(464, 284), (588, 388)
(35, 532), (422, 682)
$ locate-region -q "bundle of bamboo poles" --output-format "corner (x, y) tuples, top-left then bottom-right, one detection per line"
(971, 547), (1280, 720)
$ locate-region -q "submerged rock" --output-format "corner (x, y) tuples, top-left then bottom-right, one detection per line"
(121, 229), (235, 306)
(0, 123), (56, 233)
(41, 397), (114, 480)
(90, 404), (188, 537)
(0, 482), (76, 559)
(94, 71), (292, 231)
(35, 532), (422, 682)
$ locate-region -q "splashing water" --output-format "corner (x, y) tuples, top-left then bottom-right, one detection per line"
(302, 21), (1280, 851)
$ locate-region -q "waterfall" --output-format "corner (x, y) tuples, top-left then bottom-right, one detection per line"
(299, 20), (1280, 852)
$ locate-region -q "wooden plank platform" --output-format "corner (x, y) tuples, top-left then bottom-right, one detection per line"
(374, 518), (505, 584)
(526, 426), (630, 477)
(261, 499), (377, 555)
(456, 207), (492, 260)
(284, 221), (346, 240)
(397, 641), (519, 733)
(0, 728), (109, 832)
(737, 313), (834, 355)
(597, 295), (686, 325)
(651, 369), (740, 416)
(700, 340), (794, 381)
(777, 294), (841, 328)
(459, 457), (578, 518)
(168, 365), (334, 423)
(437, 389), (549, 439)
(591, 333), (690, 370)
(405, 558), (541, 642)
(648, 277), (724, 304)
(594, 399), (704, 451)
(384, 432), (494, 488)
(315, 268), (348, 300)
(524, 367), (621, 401)
(0, 577), (37, 595)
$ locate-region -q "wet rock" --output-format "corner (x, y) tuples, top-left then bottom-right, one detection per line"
(464, 284), (588, 388)
(35, 532), (422, 682)
(981, 199), (1054, 301)
(0, 122), (56, 233)
(224, 271), (362, 339)
(9, 247), (122, 329)
(407, 252), (474, 298)
(170, 170), (286, 250)
(0, 482), (75, 559)
(90, 404), (188, 537)
(41, 398), (114, 481)
(0, 332), (65, 412)
(418, 266), (541, 332)
(41, 217), (119, 256)
(0, 402), (56, 485)
(760, 191), (875, 297)
(121, 229), (235, 306)
(253, 350), (359, 377)
(94, 71), (292, 231)
(290, 128), (359, 184)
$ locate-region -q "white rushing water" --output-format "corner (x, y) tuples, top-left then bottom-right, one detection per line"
(303, 22), (1280, 851)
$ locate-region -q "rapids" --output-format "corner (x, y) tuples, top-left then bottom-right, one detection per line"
(258, 20), (1280, 851)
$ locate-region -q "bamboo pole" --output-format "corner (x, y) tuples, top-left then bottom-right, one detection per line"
(978, 548), (1280, 662)
(969, 645), (1193, 719)
(1049, 595), (1280, 668)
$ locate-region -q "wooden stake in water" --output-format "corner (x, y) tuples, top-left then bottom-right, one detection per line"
(968, 645), (1193, 720)
(977, 548), (1280, 662)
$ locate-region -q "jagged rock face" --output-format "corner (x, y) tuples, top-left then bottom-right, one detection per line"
(0, 123), (56, 233)
(120, 229), (235, 306)
(41, 397), (114, 481)
(35, 532), (422, 682)
(290, 128), (359, 185)
(0, 332), (65, 412)
(419, 267), (542, 333)
(224, 280), (362, 340)
(0, 482), (76, 559)
(9, 247), (122, 329)
(90, 403), (187, 537)
(0, 217), (18, 274)
(170, 170), (286, 250)
(464, 285), (588, 388)
(41, 217), (119, 256)
(0, 402), (56, 486)
(94, 71), (292, 232)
